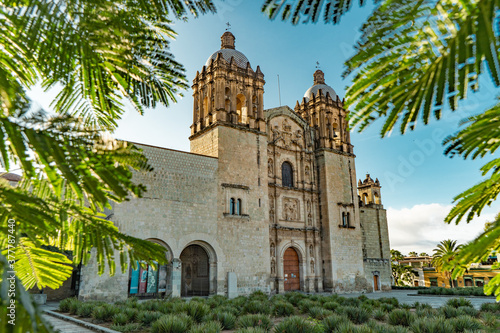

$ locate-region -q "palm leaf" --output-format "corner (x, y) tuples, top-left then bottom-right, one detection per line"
(0, 253), (54, 333)
(343, 0), (500, 137)
(262, 0), (379, 25)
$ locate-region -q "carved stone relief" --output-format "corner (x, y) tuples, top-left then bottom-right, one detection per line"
(269, 195), (275, 222)
(283, 197), (300, 221)
(268, 158), (273, 177)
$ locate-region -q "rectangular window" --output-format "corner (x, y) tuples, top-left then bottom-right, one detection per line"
(429, 278), (438, 287)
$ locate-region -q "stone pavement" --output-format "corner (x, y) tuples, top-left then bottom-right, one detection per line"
(338, 290), (498, 309)
(43, 315), (96, 333)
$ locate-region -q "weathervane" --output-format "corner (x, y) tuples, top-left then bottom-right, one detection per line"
(316, 61), (320, 69)
(226, 22), (231, 31)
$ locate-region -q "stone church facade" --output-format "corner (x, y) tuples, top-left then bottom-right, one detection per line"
(78, 32), (391, 300)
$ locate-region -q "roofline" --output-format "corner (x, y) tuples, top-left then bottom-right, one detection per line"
(122, 140), (218, 160)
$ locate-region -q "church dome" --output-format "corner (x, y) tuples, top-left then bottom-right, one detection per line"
(304, 70), (337, 102)
(205, 31), (250, 68)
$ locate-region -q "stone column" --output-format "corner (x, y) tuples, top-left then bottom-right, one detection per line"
(171, 258), (182, 297)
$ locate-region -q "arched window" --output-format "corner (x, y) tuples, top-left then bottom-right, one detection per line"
(236, 199), (242, 215)
(282, 162), (293, 187)
(230, 198), (235, 215)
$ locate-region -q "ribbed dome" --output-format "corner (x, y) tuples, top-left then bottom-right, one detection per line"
(205, 49), (250, 68)
(205, 31), (250, 69)
(304, 84), (337, 102)
(304, 69), (337, 102)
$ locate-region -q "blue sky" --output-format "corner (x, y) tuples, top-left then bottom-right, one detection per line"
(29, 1), (500, 254)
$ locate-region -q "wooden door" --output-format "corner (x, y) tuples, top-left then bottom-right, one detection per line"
(284, 248), (300, 291)
(180, 245), (209, 296)
(374, 275), (379, 291)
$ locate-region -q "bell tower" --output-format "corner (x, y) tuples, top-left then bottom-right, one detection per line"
(358, 174), (382, 206)
(295, 70), (352, 153)
(190, 31), (265, 155)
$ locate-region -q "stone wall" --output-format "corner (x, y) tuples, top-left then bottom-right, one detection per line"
(316, 151), (368, 292)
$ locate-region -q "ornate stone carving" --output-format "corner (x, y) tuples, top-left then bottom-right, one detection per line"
(268, 158), (273, 177)
(310, 260), (315, 273)
(305, 166), (310, 183)
(270, 242), (275, 257)
(271, 259), (276, 275)
(283, 197), (299, 221)
(307, 200), (312, 226)
(309, 245), (314, 257)
(269, 195), (275, 222)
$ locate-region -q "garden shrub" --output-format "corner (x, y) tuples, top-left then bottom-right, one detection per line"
(272, 300), (295, 317)
(185, 301), (210, 322)
(274, 316), (323, 333)
(206, 295), (227, 308)
(410, 317), (454, 333)
(285, 292), (306, 306)
(440, 305), (460, 319)
(457, 305), (478, 317)
(480, 302), (500, 313)
(380, 303), (395, 313)
(76, 303), (94, 318)
(342, 305), (371, 324)
(322, 301), (340, 311)
(230, 296), (249, 308)
(387, 309), (415, 327)
(445, 297), (473, 308)
(113, 313), (129, 326)
(123, 308), (139, 321)
(480, 312), (499, 328)
(142, 300), (162, 311)
(415, 307), (438, 318)
(59, 297), (78, 312)
(235, 328), (268, 333)
(210, 310), (237, 330)
(448, 315), (482, 332)
(378, 297), (399, 307)
(110, 323), (143, 332)
(249, 290), (268, 302)
(244, 300), (271, 315)
(237, 314), (273, 331)
(373, 309), (386, 321)
(92, 305), (116, 323)
(297, 299), (319, 313)
(322, 314), (350, 332)
(151, 314), (192, 333)
(307, 306), (333, 320)
(188, 320), (222, 333)
(137, 310), (163, 325)
(68, 298), (82, 315)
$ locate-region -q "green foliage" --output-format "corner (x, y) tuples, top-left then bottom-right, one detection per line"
(272, 300), (295, 317)
(322, 301), (340, 311)
(298, 299), (320, 313)
(235, 328), (269, 333)
(123, 308), (140, 321)
(261, 0), (376, 25)
(445, 297), (473, 308)
(373, 309), (386, 321)
(440, 306), (460, 319)
(480, 312), (499, 328)
(387, 309), (415, 327)
(184, 301), (210, 322)
(307, 306), (333, 320)
(449, 315), (483, 332)
(113, 313), (130, 326)
(188, 320), (222, 333)
(342, 305), (372, 324)
(92, 305), (118, 323)
(76, 303), (95, 318)
(243, 300), (272, 315)
(68, 298), (82, 315)
(59, 297), (78, 312)
(480, 302), (500, 313)
(274, 315), (323, 333)
(410, 316), (454, 333)
(151, 313), (193, 333)
(322, 314), (350, 332)
(237, 314), (273, 331)
(209, 310), (237, 330)
(137, 310), (163, 325)
(110, 323), (143, 332)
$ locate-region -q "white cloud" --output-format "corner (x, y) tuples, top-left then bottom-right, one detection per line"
(386, 203), (498, 255)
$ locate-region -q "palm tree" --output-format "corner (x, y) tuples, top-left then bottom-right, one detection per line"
(0, 1), (216, 331)
(262, 0), (500, 300)
(432, 240), (461, 288)
(408, 251), (418, 257)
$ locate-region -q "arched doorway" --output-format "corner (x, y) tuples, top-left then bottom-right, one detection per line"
(284, 248), (300, 291)
(180, 245), (209, 296)
(373, 274), (380, 291)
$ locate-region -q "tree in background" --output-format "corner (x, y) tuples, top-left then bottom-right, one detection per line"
(419, 253), (430, 257)
(391, 249), (416, 286)
(408, 251), (418, 257)
(432, 240), (462, 288)
(262, 0), (500, 299)
(0, 1), (216, 331)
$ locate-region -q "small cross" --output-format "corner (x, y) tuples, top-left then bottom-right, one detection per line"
(316, 61), (320, 69)
(226, 22), (231, 30)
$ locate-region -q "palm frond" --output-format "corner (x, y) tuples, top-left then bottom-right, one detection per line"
(343, 0), (500, 137)
(0, 253), (53, 333)
(261, 0), (379, 25)
(443, 101), (500, 159)
(445, 158), (500, 224)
